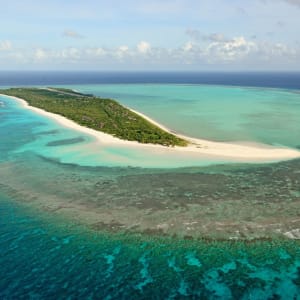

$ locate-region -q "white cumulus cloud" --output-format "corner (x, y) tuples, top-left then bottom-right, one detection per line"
(61, 47), (81, 59)
(85, 47), (106, 57)
(206, 36), (257, 61)
(137, 41), (151, 54)
(115, 45), (130, 59)
(119, 45), (129, 52)
(1, 35), (299, 70)
(35, 48), (48, 60)
(183, 41), (194, 52)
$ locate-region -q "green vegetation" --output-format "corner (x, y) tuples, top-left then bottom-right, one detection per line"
(0, 87), (188, 146)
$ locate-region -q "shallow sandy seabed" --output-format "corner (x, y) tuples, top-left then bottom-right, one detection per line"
(3, 94), (300, 165)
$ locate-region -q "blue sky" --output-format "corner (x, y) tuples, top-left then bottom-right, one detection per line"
(0, 0), (300, 70)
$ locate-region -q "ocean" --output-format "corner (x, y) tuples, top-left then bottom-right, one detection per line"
(0, 72), (300, 299)
(1, 71), (300, 89)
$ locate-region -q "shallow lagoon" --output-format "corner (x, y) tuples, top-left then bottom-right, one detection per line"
(2, 84), (300, 168)
(71, 84), (300, 148)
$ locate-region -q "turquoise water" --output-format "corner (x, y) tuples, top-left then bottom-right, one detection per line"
(71, 84), (300, 148)
(0, 94), (229, 168)
(3, 84), (300, 168)
(1, 84), (300, 298)
(1, 195), (300, 299)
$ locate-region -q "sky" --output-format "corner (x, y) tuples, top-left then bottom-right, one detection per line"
(0, 0), (300, 71)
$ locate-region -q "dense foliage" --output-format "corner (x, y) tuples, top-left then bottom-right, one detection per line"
(1, 88), (188, 146)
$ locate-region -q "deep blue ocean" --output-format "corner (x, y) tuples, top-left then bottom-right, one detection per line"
(1, 71), (300, 89)
(1, 72), (300, 299)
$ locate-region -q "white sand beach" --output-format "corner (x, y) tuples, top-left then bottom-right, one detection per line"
(3, 94), (300, 163)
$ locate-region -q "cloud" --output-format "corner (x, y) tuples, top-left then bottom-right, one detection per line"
(180, 35), (300, 69)
(258, 41), (297, 58)
(61, 47), (81, 59)
(85, 47), (106, 57)
(33, 47), (81, 63)
(35, 48), (48, 60)
(1, 36), (299, 70)
(0, 40), (12, 51)
(262, 0), (300, 7)
(282, 0), (300, 7)
(116, 45), (129, 59)
(137, 41), (151, 54)
(205, 37), (257, 61)
(183, 42), (193, 52)
(63, 30), (84, 39)
(118, 45), (129, 52)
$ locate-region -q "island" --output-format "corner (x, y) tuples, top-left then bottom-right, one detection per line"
(1, 87), (300, 165)
(0, 87), (188, 147)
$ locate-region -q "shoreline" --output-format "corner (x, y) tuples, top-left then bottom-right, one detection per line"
(2, 93), (300, 163)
